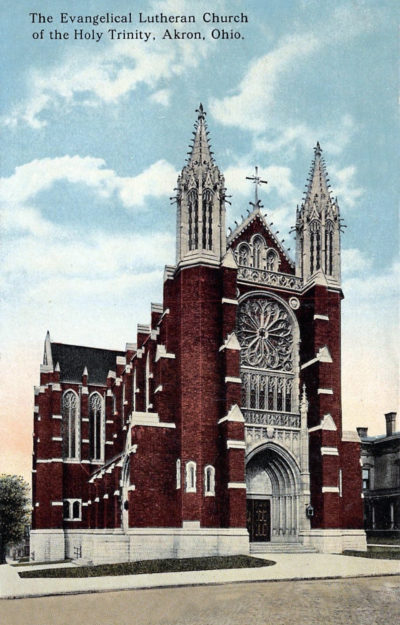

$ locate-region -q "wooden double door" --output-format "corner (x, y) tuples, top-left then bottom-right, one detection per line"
(247, 499), (271, 542)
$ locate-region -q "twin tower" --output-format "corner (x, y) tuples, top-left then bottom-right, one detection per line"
(30, 105), (365, 564)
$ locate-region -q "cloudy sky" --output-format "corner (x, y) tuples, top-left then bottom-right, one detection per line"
(1, 0), (398, 483)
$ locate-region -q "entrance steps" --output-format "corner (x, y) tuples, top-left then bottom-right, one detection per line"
(250, 542), (317, 554)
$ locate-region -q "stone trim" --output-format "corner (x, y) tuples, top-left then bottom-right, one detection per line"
(227, 440), (246, 450)
(51, 437), (62, 442)
(37, 458), (63, 463)
(52, 414), (62, 420)
(218, 404), (245, 425)
(321, 447), (339, 456)
(318, 388), (333, 395)
(155, 344), (176, 362)
(221, 297), (238, 305)
(225, 376), (242, 384)
(228, 482), (247, 489)
(314, 314), (329, 321)
(322, 486), (340, 493)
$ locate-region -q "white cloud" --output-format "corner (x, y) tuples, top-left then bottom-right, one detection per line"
(0, 155), (178, 234)
(150, 89), (171, 107)
(3, 0), (222, 128)
(210, 34), (320, 133)
(341, 248), (372, 274)
(329, 165), (364, 209)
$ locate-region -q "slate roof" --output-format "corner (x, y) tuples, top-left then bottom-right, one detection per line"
(51, 342), (125, 385)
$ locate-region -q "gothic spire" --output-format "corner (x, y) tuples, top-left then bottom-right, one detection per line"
(303, 142), (332, 212)
(295, 143), (341, 285)
(187, 103), (213, 166)
(175, 105), (226, 265)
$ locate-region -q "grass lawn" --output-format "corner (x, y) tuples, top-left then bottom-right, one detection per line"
(19, 555), (275, 578)
(343, 549), (400, 560)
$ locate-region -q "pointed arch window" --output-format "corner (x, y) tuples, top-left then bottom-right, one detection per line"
(89, 393), (103, 462)
(204, 465), (215, 496)
(176, 459), (181, 490)
(62, 391), (79, 460)
(238, 243), (250, 266)
(188, 188), (198, 250)
(252, 236), (264, 269)
(266, 249), (279, 272)
(185, 461), (197, 493)
(310, 220), (321, 274)
(202, 188), (213, 250)
(325, 220), (334, 275)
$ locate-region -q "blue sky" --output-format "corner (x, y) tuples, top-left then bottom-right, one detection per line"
(0, 0), (398, 481)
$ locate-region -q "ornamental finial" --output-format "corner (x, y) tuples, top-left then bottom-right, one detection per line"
(196, 103), (206, 121)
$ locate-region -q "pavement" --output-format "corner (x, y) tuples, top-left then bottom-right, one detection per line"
(0, 553), (399, 600)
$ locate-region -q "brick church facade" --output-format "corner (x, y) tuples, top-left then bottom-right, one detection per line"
(31, 106), (366, 563)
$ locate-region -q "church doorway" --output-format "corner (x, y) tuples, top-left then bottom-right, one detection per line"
(246, 499), (271, 542)
(246, 443), (300, 542)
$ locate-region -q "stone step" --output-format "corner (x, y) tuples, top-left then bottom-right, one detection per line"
(250, 542), (317, 554)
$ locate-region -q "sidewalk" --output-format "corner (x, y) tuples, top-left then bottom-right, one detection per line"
(1, 553), (399, 600)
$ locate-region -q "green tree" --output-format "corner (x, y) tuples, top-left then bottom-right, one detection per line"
(0, 474), (30, 564)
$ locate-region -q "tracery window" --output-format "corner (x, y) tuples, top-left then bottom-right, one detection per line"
(89, 392), (103, 461)
(62, 391), (79, 460)
(237, 295), (298, 415)
(204, 465), (215, 496)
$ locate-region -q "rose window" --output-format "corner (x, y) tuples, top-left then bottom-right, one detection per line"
(237, 298), (293, 370)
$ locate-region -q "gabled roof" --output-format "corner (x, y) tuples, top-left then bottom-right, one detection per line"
(227, 204), (294, 267)
(51, 342), (125, 385)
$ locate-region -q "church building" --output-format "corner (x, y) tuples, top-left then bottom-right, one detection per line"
(31, 105), (366, 563)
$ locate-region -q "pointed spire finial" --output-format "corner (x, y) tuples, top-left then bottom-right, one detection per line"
(196, 102), (206, 121)
(314, 141), (322, 156)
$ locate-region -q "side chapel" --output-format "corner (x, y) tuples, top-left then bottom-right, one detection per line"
(31, 105), (366, 563)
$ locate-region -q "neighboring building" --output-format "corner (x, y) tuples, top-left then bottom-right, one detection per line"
(30, 105), (366, 564)
(358, 412), (400, 537)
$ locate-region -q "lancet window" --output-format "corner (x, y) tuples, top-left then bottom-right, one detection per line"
(188, 188), (198, 250)
(204, 465), (215, 496)
(202, 188), (213, 250)
(89, 392), (103, 462)
(310, 220), (321, 274)
(266, 249), (279, 271)
(253, 236), (264, 268)
(62, 391), (79, 460)
(325, 220), (334, 275)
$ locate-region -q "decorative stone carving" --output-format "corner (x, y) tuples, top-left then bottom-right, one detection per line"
(237, 266), (303, 291)
(237, 298), (293, 370)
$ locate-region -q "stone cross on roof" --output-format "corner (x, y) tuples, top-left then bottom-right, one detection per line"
(246, 166), (268, 206)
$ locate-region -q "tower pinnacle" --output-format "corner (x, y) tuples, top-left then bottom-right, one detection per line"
(175, 105), (226, 266)
(295, 144), (341, 284)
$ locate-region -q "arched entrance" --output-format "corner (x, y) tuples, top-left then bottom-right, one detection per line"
(246, 443), (301, 543)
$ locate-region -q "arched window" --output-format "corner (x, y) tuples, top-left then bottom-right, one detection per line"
(89, 393), (103, 461)
(132, 367), (137, 412)
(325, 220), (334, 275)
(185, 461), (196, 493)
(62, 391), (79, 460)
(72, 500), (81, 520)
(310, 220), (321, 274)
(188, 188), (198, 250)
(63, 500), (70, 520)
(266, 249), (279, 272)
(238, 243), (250, 266)
(176, 459), (181, 489)
(204, 465), (215, 496)
(252, 236), (265, 269)
(202, 188), (213, 250)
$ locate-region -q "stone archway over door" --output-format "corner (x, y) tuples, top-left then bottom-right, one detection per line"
(246, 445), (300, 543)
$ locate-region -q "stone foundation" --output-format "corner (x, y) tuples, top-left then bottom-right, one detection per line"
(300, 529), (367, 553)
(30, 527), (250, 564)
